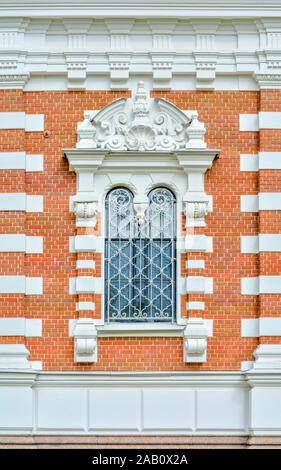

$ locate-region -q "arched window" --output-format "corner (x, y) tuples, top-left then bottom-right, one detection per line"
(105, 187), (176, 322)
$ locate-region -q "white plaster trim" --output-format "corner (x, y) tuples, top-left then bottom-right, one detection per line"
(76, 260), (95, 270)
(240, 195), (258, 212)
(240, 154), (259, 172)
(241, 276), (281, 295)
(252, 344), (281, 370)
(239, 114), (258, 132)
(185, 235), (213, 253)
(259, 234), (281, 252)
(241, 318), (259, 337)
(30, 361), (43, 371)
(0, 276), (43, 295)
(0, 113), (44, 131)
(260, 276), (281, 294)
(241, 236), (259, 254)
(241, 193), (281, 212)
(240, 153), (281, 171)
(242, 317), (281, 337)
(69, 276), (103, 295)
(241, 234), (281, 253)
(0, 234), (43, 253)
(26, 195), (44, 213)
(0, 369), (254, 435)
(26, 154), (44, 172)
(241, 361), (254, 371)
(186, 277), (213, 294)
(0, 344), (32, 369)
(241, 277), (259, 295)
(0, 193), (43, 212)
(74, 235), (103, 253)
(259, 193), (281, 211)
(0, 152), (43, 172)
(259, 152), (281, 170)
(25, 115), (44, 132)
(240, 113), (281, 131)
(69, 319), (212, 338)
(186, 301), (205, 311)
(76, 301), (95, 311)
(186, 260), (205, 269)
(259, 112), (281, 130)
(0, 152), (25, 170)
(0, 318), (42, 337)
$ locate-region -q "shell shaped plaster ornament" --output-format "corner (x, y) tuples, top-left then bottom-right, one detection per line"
(76, 81), (206, 151)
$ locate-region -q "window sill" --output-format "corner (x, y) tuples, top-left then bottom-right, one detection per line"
(96, 322), (187, 337)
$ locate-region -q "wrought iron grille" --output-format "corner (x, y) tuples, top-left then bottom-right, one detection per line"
(105, 187), (176, 322)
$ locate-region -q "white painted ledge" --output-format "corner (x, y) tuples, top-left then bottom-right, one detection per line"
(241, 234), (281, 253)
(241, 276), (281, 295)
(0, 193), (43, 212)
(0, 152), (43, 171)
(0, 113), (44, 131)
(0, 276), (43, 295)
(0, 318), (42, 337)
(0, 235), (43, 253)
(68, 319), (213, 338)
(69, 276), (103, 294)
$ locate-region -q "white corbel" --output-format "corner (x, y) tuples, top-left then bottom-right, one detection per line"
(73, 318), (97, 363)
(183, 318), (208, 363)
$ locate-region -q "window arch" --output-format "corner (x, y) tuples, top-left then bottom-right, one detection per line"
(105, 186), (176, 322)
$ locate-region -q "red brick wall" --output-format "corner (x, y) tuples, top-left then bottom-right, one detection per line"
(0, 89), (267, 370)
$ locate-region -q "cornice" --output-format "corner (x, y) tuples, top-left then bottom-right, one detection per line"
(0, 1), (281, 18)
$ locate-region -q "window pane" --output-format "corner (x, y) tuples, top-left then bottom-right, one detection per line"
(105, 187), (176, 322)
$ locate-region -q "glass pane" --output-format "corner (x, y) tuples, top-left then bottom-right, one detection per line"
(105, 187), (176, 322)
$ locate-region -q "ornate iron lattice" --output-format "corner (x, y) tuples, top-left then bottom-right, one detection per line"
(105, 187), (176, 322)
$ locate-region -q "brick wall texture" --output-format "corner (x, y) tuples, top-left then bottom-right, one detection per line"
(0, 88), (280, 370)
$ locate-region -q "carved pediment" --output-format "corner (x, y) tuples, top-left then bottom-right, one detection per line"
(77, 81), (206, 151)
